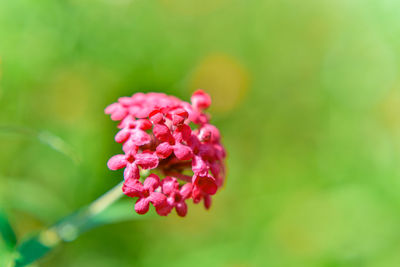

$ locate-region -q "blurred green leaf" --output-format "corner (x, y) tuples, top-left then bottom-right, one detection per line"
(0, 209), (17, 249)
(0, 247), (15, 267)
(0, 209), (17, 267)
(0, 126), (80, 164)
(15, 236), (53, 267)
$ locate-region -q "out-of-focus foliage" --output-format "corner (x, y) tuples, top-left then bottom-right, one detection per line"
(0, 209), (17, 267)
(1, 0), (400, 266)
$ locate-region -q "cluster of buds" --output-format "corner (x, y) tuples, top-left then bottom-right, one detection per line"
(105, 91), (226, 216)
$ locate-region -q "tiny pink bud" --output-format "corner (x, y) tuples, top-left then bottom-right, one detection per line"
(191, 90), (211, 110)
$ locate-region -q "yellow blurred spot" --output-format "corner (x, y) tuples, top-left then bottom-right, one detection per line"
(159, 0), (228, 16)
(189, 54), (249, 113)
(377, 87), (400, 135)
(46, 68), (90, 124)
(39, 229), (61, 247)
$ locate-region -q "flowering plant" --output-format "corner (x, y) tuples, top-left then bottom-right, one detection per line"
(105, 91), (226, 216)
(7, 91), (226, 266)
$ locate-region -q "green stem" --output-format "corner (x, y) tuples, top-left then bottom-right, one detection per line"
(14, 171), (149, 267)
(48, 180), (125, 243)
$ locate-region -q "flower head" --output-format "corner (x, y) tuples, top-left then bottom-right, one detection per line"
(106, 90), (226, 216)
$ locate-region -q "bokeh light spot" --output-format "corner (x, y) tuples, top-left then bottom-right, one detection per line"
(39, 229), (61, 247)
(45, 68), (90, 124)
(377, 87), (400, 136)
(189, 54), (249, 113)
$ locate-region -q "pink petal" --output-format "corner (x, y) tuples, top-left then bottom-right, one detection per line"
(143, 174), (160, 191)
(155, 202), (173, 216)
(210, 162), (221, 178)
(216, 176), (224, 187)
(167, 196), (175, 206)
(118, 96), (134, 106)
(111, 104), (128, 121)
(153, 124), (173, 142)
(191, 90), (211, 110)
(135, 198), (150, 214)
(212, 163), (224, 180)
(122, 178), (144, 198)
(187, 110), (201, 124)
(188, 135), (201, 151)
(149, 192), (167, 208)
(107, 154), (127, 170)
(118, 115), (136, 129)
(135, 107), (150, 119)
(128, 105), (141, 117)
(175, 202), (188, 217)
(198, 143), (215, 160)
(168, 108), (188, 125)
(130, 129), (151, 146)
(161, 177), (179, 195)
(198, 128), (211, 142)
(214, 143), (226, 159)
(149, 109), (164, 124)
(171, 115), (185, 125)
(150, 192), (172, 216)
(172, 108), (188, 118)
(131, 92), (146, 101)
(135, 152), (159, 169)
(192, 155), (209, 176)
(173, 124), (191, 143)
(204, 195), (212, 210)
(156, 142), (173, 159)
(195, 113), (209, 125)
(124, 163), (139, 180)
(115, 128), (131, 143)
(192, 187), (202, 204)
(199, 124), (220, 142)
(193, 174), (218, 195)
(105, 103), (118, 114)
(173, 143), (193, 160)
(122, 139), (138, 155)
(136, 119), (153, 130)
(180, 183), (193, 199)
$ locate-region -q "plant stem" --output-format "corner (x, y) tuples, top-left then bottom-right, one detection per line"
(14, 172), (145, 267)
(48, 180), (125, 243)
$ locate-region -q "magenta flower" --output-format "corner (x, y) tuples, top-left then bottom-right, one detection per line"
(122, 174), (170, 216)
(116, 117), (153, 154)
(161, 177), (193, 217)
(104, 98), (129, 121)
(105, 90), (226, 216)
(107, 150), (159, 180)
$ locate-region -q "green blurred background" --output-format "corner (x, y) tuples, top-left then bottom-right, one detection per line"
(1, 0), (400, 266)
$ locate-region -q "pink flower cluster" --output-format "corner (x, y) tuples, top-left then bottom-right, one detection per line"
(105, 91), (226, 216)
